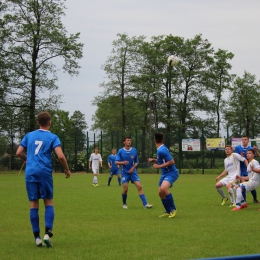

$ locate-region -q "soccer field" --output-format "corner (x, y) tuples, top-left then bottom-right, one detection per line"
(0, 172), (260, 260)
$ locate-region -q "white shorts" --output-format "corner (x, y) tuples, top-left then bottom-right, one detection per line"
(220, 176), (236, 186)
(243, 181), (259, 192)
(92, 168), (99, 174)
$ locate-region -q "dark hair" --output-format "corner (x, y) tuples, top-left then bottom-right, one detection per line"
(123, 136), (131, 142)
(37, 111), (51, 127)
(154, 133), (164, 143)
(247, 149), (255, 153)
(241, 135), (249, 139)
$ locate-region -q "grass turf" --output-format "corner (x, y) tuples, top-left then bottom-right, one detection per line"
(0, 172), (260, 260)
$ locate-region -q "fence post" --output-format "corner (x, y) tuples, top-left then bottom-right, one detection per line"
(201, 127), (205, 175)
(74, 129), (77, 172)
(86, 131), (89, 173)
(178, 127), (182, 174)
(100, 131), (103, 173)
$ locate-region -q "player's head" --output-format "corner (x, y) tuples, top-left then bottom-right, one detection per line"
(154, 133), (164, 143)
(247, 148), (255, 160)
(112, 148), (116, 154)
(241, 135), (249, 146)
(94, 147), (99, 153)
(123, 136), (132, 146)
(225, 145), (233, 155)
(37, 111), (51, 127)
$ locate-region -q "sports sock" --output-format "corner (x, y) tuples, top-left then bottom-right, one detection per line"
(118, 177), (121, 185)
(30, 208), (40, 236)
(139, 194), (148, 206)
(217, 187), (226, 199)
(235, 188), (243, 208)
(251, 189), (257, 201)
(45, 205), (55, 230)
(228, 188), (235, 204)
(161, 198), (171, 213)
(108, 177), (112, 185)
(93, 176), (98, 184)
(166, 193), (176, 211)
(122, 193), (127, 204)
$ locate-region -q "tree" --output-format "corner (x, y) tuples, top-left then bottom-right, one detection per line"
(223, 71), (260, 137)
(203, 49), (234, 137)
(0, 0), (83, 131)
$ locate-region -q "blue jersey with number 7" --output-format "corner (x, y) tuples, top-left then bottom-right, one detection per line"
(20, 129), (61, 182)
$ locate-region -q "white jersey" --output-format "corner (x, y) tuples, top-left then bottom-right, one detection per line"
(224, 153), (245, 178)
(244, 159), (260, 191)
(89, 153), (102, 169)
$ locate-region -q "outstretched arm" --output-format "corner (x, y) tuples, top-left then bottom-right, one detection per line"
(54, 147), (71, 178)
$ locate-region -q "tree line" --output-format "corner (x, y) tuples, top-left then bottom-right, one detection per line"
(92, 33), (260, 145)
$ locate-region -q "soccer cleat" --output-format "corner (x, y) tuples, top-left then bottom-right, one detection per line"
(253, 200), (259, 204)
(241, 203), (248, 209)
(35, 238), (44, 247)
(144, 204), (153, 209)
(95, 184), (99, 187)
(123, 204), (128, 209)
(159, 212), (170, 218)
(221, 197), (228, 205)
(232, 207), (242, 211)
(169, 210), (177, 218)
(92, 183), (96, 187)
(43, 234), (53, 248)
(229, 203), (236, 207)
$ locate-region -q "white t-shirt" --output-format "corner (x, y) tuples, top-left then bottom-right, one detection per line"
(224, 153), (245, 178)
(244, 159), (260, 190)
(89, 153), (102, 169)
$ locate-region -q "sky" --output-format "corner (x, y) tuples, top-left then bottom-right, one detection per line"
(55, 0), (260, 133)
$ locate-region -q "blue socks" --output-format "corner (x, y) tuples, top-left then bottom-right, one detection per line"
(30, 208), (40, 236)
(166, 193), (176, 211)
(122, 194), (127, 204)
(45, 205), (55, 230)
(139, 194), (148, 206)
(118, 177), (121, 185)
(162, 199), (171, 213)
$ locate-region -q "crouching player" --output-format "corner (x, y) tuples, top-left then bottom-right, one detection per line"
(232, 149), (260, 211)
(215, 145), (248, 207)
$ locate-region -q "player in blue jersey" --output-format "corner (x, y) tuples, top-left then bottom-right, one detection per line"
(148, 133), (179, 218)
(107, 148), (121, 186)
(115, 137), (152, 209)
(235, 136), (260, 203)
(16, 112), (71, 248)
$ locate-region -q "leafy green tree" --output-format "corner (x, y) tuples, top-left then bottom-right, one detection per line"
(223, 71), (260, 137)
(0, 0), (83, 131)
(203, 49), (235, 137)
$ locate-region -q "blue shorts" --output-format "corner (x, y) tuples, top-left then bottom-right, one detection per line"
(26, 180), (53, 201)
(121, 171), (140, 184)
(110, 169), (120, 175)
(158, 173), (179, 187)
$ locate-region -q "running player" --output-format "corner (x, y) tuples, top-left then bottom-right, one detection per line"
(16, 111), (71, 247)
(115, 137), (152, 209)
(107, 148), (121, 186)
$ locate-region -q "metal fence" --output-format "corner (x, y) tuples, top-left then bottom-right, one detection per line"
(0, 129), (234, 173)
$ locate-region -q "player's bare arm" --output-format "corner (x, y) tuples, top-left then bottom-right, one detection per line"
(148, 158), (157, 163)
(115, 161), (129, 165)
(253, 146), (260, 157)
(215, 170), (228, 182)
(16, 146), (27, 161)
(153, 159), (174, 169)
(129, 163), (138, 174)
(251, 165), (260, 173)
(54, 147), (71, 178)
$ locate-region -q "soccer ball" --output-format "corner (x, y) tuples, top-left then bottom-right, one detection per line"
(167, 55), (179, 66)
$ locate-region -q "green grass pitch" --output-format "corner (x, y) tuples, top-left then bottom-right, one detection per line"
(0, 172), (260, 260)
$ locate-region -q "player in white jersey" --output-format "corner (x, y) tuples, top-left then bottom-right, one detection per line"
(232, 149), (260, 211)
(215, 145), (248, 206)
(89, 147), (102, 187)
